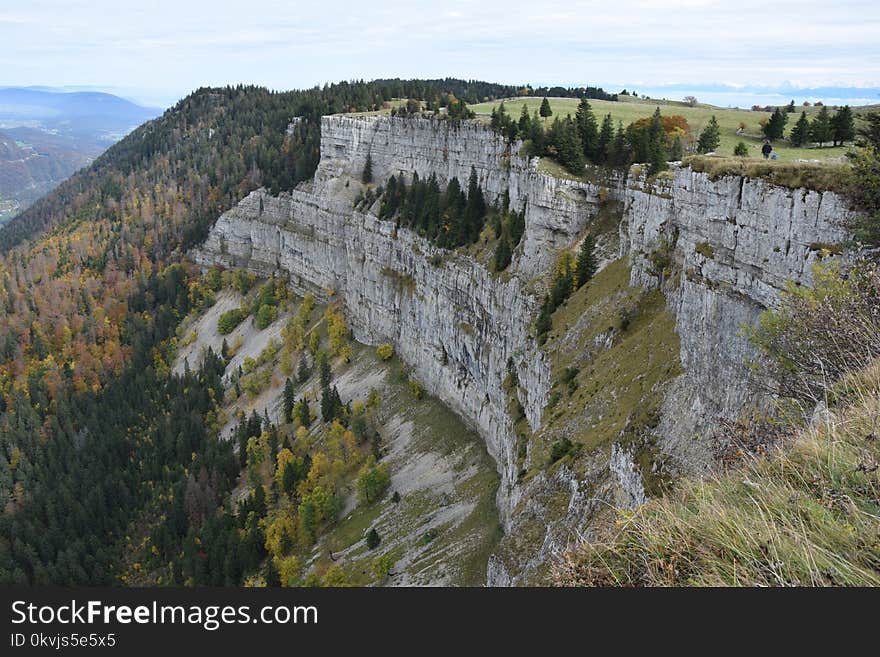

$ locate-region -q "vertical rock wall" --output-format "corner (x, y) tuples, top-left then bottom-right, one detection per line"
(622, 165), (852, 469)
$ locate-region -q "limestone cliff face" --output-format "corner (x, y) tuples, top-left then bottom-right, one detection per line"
(315, 115), (621, 278)
(193, 114), (852, 584)
(621, 165), (852, 470)
(193, 116), (619, 532)
(196, 189), (547, 507)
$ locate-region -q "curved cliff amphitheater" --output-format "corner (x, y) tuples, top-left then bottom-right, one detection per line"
(191, 113), (855, 584)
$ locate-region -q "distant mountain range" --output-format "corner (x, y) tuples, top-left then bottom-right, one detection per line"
(0, 87), (161, 223)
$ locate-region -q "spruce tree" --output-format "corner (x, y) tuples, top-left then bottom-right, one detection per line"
(611, 121), (628, 165)
(575, 98), (599, 161)
(493, 235), (512, 272)
(539, 97), (552, 118)
(535, 296), (553, 345)
(697, 116), (721, 153)
(529, 112), (545, 153)
(465, 166), (486, 243)
(556, 117), (586, 175)
(282, 378), (296, 423)
(830, 106), (855, 146)
(297, 355), (310, 383)
(597, 113), (615, 163)
(810, 106), (833, 146)
(576, 234), (598, 287)
(362, 152), (373, 184)
(762, 107), (788, 140)
(518, 104), (531, 136)
(297, 399), (311, 428)
(857, 112), (880, 149)
(318, 351), (331, 388)
(789, 111), (810, 147)
(647, 108), (668, 174)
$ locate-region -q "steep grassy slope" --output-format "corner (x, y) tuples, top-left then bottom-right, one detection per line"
(555, 359), (880, 587)
(490, 254), (683, 583)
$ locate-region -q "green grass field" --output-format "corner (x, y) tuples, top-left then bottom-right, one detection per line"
(469, 96), (876, 163)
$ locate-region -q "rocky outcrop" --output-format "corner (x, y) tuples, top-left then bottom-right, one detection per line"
(315, 115), (622, 278)
(622, 165), (852, 470)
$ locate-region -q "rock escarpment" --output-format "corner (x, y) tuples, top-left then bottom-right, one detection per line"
(194, 115), (852, 584)
(194, 116), (618, 534)
(622, 166), (852, 471)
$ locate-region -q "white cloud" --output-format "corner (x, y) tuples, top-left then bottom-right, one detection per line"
(0, 0), (877, 106)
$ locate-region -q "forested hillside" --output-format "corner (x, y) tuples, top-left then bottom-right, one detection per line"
(0, 78), (598, 584)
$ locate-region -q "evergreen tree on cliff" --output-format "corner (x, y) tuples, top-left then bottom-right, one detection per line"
(283, 378), (296, 423)
(575, 98), (599, 161)
(362, 153), (373, 184)
(597, 113), (615, 163)
(648, 108), (668, 174)
(576, 234), (598, 287)
(540, 97), (553, 118)
(697, 116), (721, 153)
(493, 234), (512, 272)
(465, 166), (487, 243)
(556, 117), (586, 175)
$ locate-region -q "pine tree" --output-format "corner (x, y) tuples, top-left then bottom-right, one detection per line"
(464, 166), (486, 243)
(366, 527), (381, 550)
(556, 117), (585, 175)
(697, 116), (721, 153)
(297, 355), (309, 383)
(857, 112), (880, 149)
(576, 234), (598, 287)
(518, 104), (531, 136)
(810, 106), (833, 146)
(597, 113), (614, 163)
(648, 108), (668, 174)
(539, 97), (552, 118)
(282, 378), (296, 423)
(297, 399), (311, 428)
(361, 152), (373, 184)
(611, 121), (628, 165)
(575, 98), (599, 161)
(535, 296), (553, 345)
(493, 235), (512, 272)
(830, 106), (855, 146)
(318, 351), (331, 388)
(789, 111), (810, 147)
(762, 107), (788, 141)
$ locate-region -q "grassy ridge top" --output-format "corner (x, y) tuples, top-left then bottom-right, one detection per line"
(470, 96), (871, 163)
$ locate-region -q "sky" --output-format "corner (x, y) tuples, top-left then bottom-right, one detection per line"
(1, 0), (879, 108)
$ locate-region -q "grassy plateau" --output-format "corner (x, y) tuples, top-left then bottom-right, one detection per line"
(470, 96), (877, 163)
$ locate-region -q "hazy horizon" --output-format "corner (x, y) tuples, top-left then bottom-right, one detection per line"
(2, 0), (878, 109)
